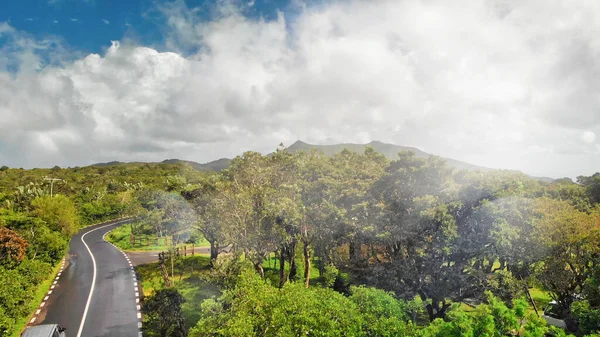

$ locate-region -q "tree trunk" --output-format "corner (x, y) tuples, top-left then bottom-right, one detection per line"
(349, 240), (361, 264)
(288, 241), (297, 281)
(171, 249), (175, 286)
(209, 240), (219, 266)
(303, 240), (311, 288)
(279, 249), (286, 288)
(254, 261), (265, 279)
(425, 301), (451, 322)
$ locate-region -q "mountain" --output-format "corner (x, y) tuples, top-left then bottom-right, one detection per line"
(161, 158), (232, 172)
(91, 158), (232, 172)
(90, 141), (555, 182)
(286, 140), (490, 172)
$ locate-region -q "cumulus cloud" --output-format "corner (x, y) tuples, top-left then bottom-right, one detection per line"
(1, 0), (600, 178)
(102, 19), (110, 25)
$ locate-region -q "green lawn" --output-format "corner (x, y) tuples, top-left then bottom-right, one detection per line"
(11, 259), (64, 337)
(529, 286), (552, 313)
(135, 255), (220, 330)
(106, 223), (209, 252)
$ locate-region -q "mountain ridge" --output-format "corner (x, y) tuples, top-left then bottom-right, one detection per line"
(89, 140), (555, 182)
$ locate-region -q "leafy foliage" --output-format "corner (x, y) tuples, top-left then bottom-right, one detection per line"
(143, 288), (188, 337)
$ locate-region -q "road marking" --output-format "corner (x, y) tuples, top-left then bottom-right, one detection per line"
(36, 309), (41, 315)
(135, 292), (139, 297)
(30, 317), (36, 324)
(44, 296), (49, 301)
(48, 290), (53, 295)
(53, 281), (57, 285)
(51, 285), (55, 289)
(77, 220), (129, 337)
(40, 302), (45, 307)
(137, 312), (141, 319)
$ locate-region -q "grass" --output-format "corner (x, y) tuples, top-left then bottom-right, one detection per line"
(136, 255), (220, 330)
(106, 223), (209, 252)
(261, 251), (324, 287)
(11, 259), (64, 337)
(529, 286), (552, 313)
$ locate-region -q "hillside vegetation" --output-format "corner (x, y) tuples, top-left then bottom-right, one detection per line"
(0, 162), (213, 336)
(2, 144), (600, 336)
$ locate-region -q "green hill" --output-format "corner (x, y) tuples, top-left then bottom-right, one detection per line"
(286, 140), (490, 172)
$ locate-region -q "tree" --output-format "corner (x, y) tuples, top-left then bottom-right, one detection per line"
(421, 293), (555, 337)
(189, 269), (368, 337)
(577, 173), (600, 205)
(0, 226), (28, 268)
(143, 288), (187, 337)
(183, 178), (227, 265)
(328, 147), (388, 267)
(218, 152), (282, 278)
(533, 198), (600, 317)
(368, 152), (457, 320)
(30, 195), (79, 236)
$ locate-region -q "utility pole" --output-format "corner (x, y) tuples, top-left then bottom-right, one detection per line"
(44, 177), (63, 198)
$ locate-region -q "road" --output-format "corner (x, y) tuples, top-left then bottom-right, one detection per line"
(36, 219), (141, 337)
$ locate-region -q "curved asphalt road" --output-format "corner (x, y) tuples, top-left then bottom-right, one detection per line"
(38, 219), (140, 337)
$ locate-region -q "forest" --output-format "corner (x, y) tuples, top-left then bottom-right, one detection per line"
(2, 145), (600, 336)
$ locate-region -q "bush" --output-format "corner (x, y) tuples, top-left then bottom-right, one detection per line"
(189, 271), (419, 337)
(572, 301), (600, 335)
(142, 288), (187, 337)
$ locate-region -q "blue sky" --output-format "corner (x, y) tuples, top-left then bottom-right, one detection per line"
(0, 0), (298, 55)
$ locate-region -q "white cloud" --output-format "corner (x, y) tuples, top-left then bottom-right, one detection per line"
(102, 19), (110, 25)
(581, 131), (596, 144)
(53, 20), (59, 24)
(70, 18), (81, 23)
(2, 0), (600, 178)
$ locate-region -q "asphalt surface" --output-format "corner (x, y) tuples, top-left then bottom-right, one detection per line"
(38, 220), (140, 337)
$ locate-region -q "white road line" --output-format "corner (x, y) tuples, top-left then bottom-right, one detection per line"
(137, 312), (141, 319)
(36, 309), (41, 315)
(48, 290), (53, 295)
(30, 317), (36, 324)
(51, 285), (55, 289)
(40, 302), (45, 307)
(77, 221), (129, 337)
(44, 296), (49, 301)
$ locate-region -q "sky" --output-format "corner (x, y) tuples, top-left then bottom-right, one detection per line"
(0, 0), (599, 179)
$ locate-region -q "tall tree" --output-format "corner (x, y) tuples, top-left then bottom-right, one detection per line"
(533, 198), (600, 315)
